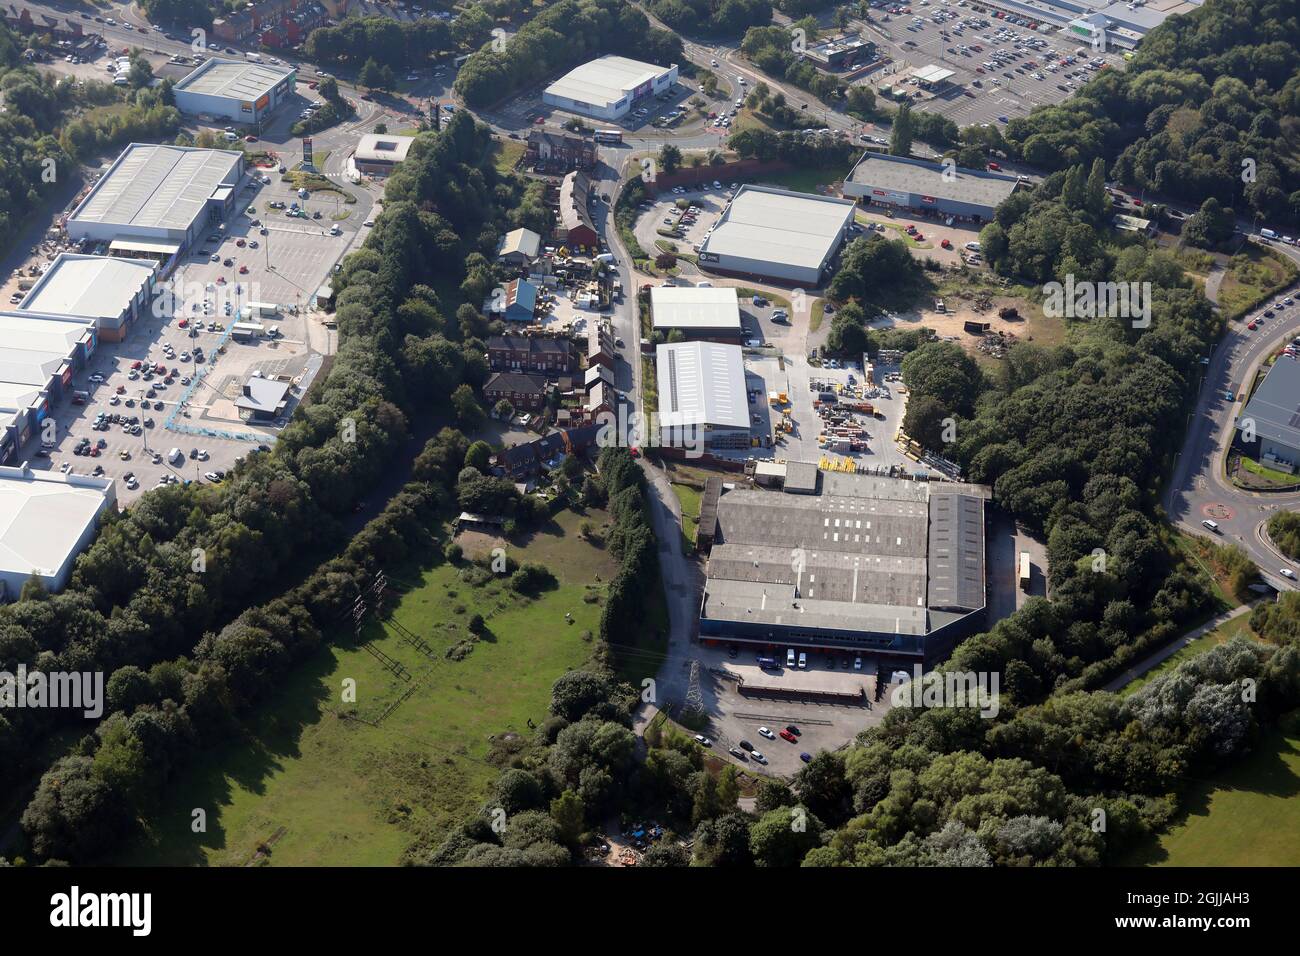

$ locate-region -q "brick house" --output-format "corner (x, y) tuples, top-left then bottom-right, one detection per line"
(526, 130), (598, 171)
(488, 335), (578, 375)
(484, 371), (550, 411)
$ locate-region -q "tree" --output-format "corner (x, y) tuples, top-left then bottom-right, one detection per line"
(903, 394), (951, 453)
(465, 440), (492, 472)
(451, 383), (483, 425)
(358, 58), (382, 90)
(550, 790), (586, 846)
(890, 101), (914, 156)
(658, 143), (683, 174)
(748, 805), (824, 866)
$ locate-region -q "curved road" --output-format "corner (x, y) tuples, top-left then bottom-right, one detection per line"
(1165, 237), (1300, 588)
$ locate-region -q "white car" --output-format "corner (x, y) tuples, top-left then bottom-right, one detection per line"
(694, 734), (712, 746)
(89, 373), (105, 383)
(758, 726), (775, 739)
(1282, 569), (1296, 579)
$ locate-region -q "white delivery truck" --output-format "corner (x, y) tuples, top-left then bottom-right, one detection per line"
(168, 447), (184, 465)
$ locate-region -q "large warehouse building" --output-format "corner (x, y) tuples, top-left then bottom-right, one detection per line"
(0, 463), (116, 598)
(0, 312), (96, 464)
(18, 254), (158, 343)
(699, 471), (989, 664)
(651, 286), (743, 343)
(1237, 355), (1300, 473)
(656, 341), (751, 451)
(173, 58), (297, 123)
(696, 185), (856, 286)
(65, 144), (246, 267)
(843, 152), (1023, 222)
(543, 55), (679, 121)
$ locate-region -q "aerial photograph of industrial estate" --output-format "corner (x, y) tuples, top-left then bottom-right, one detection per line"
(0, 0), (1296, 935)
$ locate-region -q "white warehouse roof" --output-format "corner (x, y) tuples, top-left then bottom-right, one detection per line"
(19, 254), (156, 320)
(68, 144), (243, 233)
(545, 56), (672, 108)
(354, 133), (415, 164)
(651, 286), (742, 331)
(175, 58), (294, 100)
(656, 341), (749, 430)
(0, 465), (115, 593)
(699, 185), (856, 273)
(0, 312), (94, 354)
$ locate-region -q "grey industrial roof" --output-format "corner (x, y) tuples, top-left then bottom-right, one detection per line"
(545, 55), (672, 107)
(702, 473), (988, 637)
(699, 186), (856, 271)
(651, 286), (742, 331)
(784, 460), (820, 493)
(845, 152), (1022, 209)
(19, 254), (156, 319)
(235, 377), (290, 414)
(175, 58), (294, 100)
(69, 145), (243, 232)
(1240, 356), (1300, 451)
(656, 341), (749, 430)
(927, 493), (986, 612)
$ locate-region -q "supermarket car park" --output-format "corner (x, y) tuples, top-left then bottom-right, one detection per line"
(861, 5), (1126, 126)
(17, 163), (347, 504)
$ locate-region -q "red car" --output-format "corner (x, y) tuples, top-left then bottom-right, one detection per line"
(131, 360), (142, 369)
(987, 161), (1001, 171)
(940, 238), (952, 249)
(178, 318), (188, 328)
(779, 730), (798, 743)
(1248, 321), (1259, 330)
(914, 232), (924, 241)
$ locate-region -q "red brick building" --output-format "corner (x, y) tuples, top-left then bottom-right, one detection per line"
(484, 371), (550, 411)
(526, 130), (597, 171)
(488, 335), (578, 375)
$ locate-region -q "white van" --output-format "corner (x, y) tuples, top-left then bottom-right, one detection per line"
(786, 648), (796, 668)
(168, 447), (183, 465)
(1261, 228), (1278, 239)
(1202, 519), (1220, 533)
(798, 652), (807, 669)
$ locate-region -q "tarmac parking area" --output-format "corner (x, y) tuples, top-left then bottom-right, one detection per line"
(21, 178), (341, 505)
(688, 645), (895, 776)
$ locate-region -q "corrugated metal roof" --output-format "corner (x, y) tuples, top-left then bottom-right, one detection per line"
(69, 144), (242, 232)
(19, 254), (156, 320)
(656, 341), (749, 430)
(651, 286), (742, 330)
(845, 151), (1022, 209)
(175, 58), (294, 100)
(699, 185), (855, 271)
(1240, 356), (1300, 452)
(545, 55), (670, 107)
(926, 493), (986, 612)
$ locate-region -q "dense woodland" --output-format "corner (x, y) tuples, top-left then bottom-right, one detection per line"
(648, 0), (772, 37)
(1004, 0), (1300, 225)
(454, 0), (683, 107)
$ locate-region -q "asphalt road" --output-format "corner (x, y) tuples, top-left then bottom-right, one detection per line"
(1165, 235), (1300, 589)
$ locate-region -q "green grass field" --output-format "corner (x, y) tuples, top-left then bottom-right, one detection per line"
(671, 483), (702, 555)
(1125, 711), (1300, 866)
(117, 508), (618, 866)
